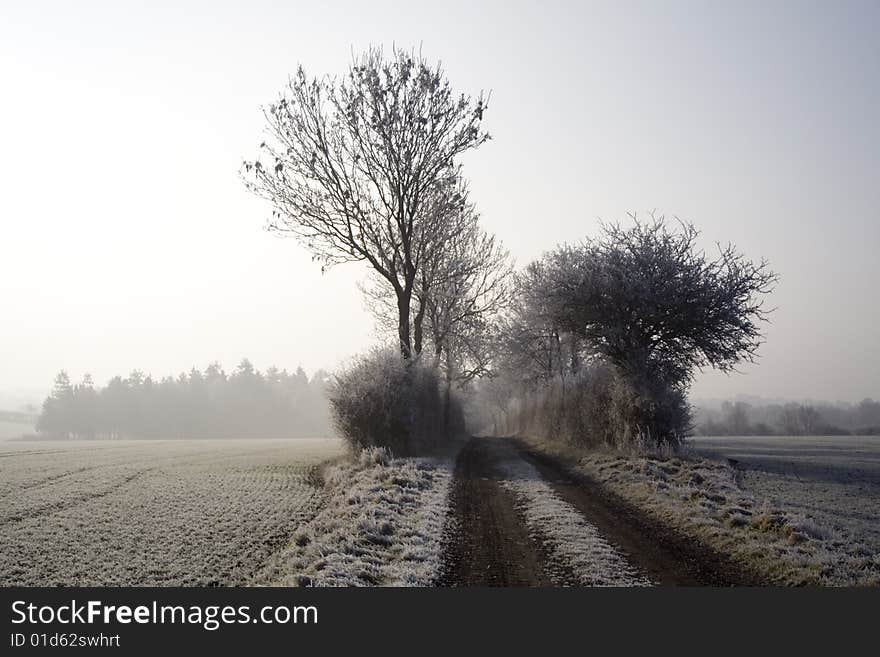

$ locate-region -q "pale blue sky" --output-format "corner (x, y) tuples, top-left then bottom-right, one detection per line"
(1, 1), (878, 403)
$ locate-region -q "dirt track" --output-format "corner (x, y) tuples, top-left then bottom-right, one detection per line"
(438, 438), (567, 586)
(440, 436), (761, 587)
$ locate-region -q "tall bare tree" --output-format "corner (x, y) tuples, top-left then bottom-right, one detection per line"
(243, 47), (489, 359)
(360, 180), (511, 379)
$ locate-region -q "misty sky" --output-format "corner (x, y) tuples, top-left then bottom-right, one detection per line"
(1, 1), (878, 404)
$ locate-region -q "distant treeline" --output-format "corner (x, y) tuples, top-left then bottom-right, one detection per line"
(0, 409), (37, 425)
(36, 360), (332, 439)
(694, 399), (880, 436)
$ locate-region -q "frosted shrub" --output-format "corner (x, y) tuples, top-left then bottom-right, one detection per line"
(504, 362), (690, 451)
(328, 348), (457, 455)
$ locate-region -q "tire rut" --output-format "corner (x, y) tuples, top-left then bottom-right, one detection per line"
(439, 438), (564, 586)
(514, 440), (764, 586)
(441, 436), (763, 587)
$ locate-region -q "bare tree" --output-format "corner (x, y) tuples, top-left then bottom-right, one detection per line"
(422, 206), (512, 378)
(243, 47), (489, 359)
(500, 260), (575, 385)
(361, 182), (512, 379)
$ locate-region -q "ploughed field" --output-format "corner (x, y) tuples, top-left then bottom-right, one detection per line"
(0, 438), (343, 585)
(688, 435), (880, 559)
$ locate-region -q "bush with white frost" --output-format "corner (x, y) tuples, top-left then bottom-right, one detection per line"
(328, 348), (463, 455)
(499, 361), (690, 449)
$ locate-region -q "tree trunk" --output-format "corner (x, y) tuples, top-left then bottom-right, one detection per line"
(413, 296), (427, 356)
(397, 290), (413, 360)
(442, 342), (454, 434)
(443, 380), (452, 435)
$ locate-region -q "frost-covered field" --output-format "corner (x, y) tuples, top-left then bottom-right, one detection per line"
(0, 438), (343, 585)
(689, 435), (880, 575)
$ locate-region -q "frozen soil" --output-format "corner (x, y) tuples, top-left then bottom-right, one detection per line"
(0, 439), (343, 585)
(9, 434), (872, 587)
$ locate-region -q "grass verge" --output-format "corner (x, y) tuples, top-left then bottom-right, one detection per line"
(520, 436), (880, 586)
(252, 448), (453, 586)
